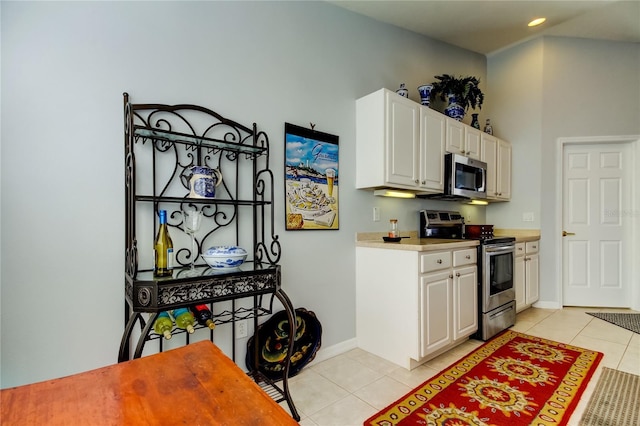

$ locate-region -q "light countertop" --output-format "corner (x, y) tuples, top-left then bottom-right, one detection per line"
(494, 228), (540, 243)
(356, 228), (540, 251)
(356, 231), (479, 252)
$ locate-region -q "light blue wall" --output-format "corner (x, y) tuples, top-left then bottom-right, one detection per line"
(487, 36), (640, 306)
(1, 1), (486, 387)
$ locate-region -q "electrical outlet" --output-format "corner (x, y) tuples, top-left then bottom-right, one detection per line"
(373, 207), (380, 222)
(523, 212), (535, 222)
(235, 319), (248, 339)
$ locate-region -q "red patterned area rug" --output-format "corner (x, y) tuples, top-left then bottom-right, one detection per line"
(365, 330), (603, 426)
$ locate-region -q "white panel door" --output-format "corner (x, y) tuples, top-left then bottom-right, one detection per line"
(453, 265), (477, 339)
(496, 139), (512, 199)
(420, 271), (452, 357)
(562, 143), (631, 307)
(385, 94), (419, 186)
(481, 134), (497, 197)
(419, 106), (446, 191)
(464, 127), (482, 160)
(445, 118), (465, 155)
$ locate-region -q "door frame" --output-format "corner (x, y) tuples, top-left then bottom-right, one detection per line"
(555, 135), (640, 311)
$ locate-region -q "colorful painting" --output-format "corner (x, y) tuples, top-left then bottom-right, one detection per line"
(284, 123), (339, 230)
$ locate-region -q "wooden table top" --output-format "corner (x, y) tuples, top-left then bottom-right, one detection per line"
(1, 340), (298, 425)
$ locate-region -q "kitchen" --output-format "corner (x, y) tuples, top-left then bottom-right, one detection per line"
(1, 1), (638, 419)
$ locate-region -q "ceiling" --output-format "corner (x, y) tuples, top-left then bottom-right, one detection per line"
(329, 0), (640, 55)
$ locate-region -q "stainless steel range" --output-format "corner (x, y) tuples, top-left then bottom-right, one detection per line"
(419, 210), (516, 341)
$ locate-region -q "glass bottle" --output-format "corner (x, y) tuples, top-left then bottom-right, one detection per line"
(171, 308), (195, 334)
(154, 210), (174, 277)
(389, 219), (399, 238)
(190, 304), (216, 330)
(153, 311), (173, 340)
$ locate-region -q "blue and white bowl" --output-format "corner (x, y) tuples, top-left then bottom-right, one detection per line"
(201, 245), (248, 268)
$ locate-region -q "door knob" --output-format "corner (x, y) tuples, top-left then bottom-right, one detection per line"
(562, 231), (576, 237)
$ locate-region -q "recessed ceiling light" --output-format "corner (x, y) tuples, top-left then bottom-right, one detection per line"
(528, 18), (546, 27)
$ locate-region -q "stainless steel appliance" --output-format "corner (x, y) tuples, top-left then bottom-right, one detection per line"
(422, 154), (487, 200)
(419, 210), (516, 341)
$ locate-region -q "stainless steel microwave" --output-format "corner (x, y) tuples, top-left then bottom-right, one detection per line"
(443, 153), (487, 199)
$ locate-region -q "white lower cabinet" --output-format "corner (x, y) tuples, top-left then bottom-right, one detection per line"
(356, 245), (477, 369)
(515, 240), (540, 312)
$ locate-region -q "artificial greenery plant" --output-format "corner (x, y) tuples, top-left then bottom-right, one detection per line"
(430, 74), (484, 111)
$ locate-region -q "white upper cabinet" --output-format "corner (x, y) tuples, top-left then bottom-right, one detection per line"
(386, 93), (421, 187)
(481, 133), (511, 201)
(356, 89), (509, 198)
(446, 118), (481, 160)
(419, 106), (446, 192)
(356, 89), (444, 194)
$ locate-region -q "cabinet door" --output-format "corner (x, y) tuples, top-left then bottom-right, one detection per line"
(445, 118), (465, 156)
(386, 94), (420, 187)
(419, 106), (445, 192)
(481, 134), (498, 199)
(514, 255), (526, 312)
(453, 265), (477, 339)
(464, 127), (481, 160)
(420, 271), (453, 357)
(496, 139), (512, 200)
(525, 253), (539, 305)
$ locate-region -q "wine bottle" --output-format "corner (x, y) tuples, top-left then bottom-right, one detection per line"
(190, 304), (216, 330)
(154, 210), (174, 277)
(171, 308), (195, 334)
(153, 311), (173, 340)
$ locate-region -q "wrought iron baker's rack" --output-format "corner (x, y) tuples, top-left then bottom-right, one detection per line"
(119, 93), (299, 420)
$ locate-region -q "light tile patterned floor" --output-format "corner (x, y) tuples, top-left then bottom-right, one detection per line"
(281, 307), (640, 426)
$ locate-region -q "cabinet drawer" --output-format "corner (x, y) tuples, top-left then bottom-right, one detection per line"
(515, 242), (525, 257)
(525, 241), (539, 254)
(453, 248), (476, 267)
(420, 251), (452, 273)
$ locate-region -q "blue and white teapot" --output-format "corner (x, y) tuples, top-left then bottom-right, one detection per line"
(188, 166), (223, 198)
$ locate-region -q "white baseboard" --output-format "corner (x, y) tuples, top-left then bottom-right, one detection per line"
(532, 300), (562, 310)
(306, 338), (358, 366)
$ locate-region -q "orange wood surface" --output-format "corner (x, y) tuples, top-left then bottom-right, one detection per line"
(1, 341), (298, 425)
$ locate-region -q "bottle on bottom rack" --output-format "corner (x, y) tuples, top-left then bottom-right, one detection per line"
(190, 304), (216, 330)
(153, 311), (173, 340)
(170, 308), (196, 334)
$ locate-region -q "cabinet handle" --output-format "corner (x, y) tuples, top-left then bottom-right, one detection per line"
(436, 259), (442, 264)
(449, 274), (454, 279)
(456, 272), (461, 277)
(461, 150), (466, 154)
(414, 179), (419, 184)
(465, 255), (471, 259)
(421, 180), (426, 184)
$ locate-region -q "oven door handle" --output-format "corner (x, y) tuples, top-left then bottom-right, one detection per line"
(484, 245), (514, 254)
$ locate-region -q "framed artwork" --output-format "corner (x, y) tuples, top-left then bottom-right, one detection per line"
(284, 123), (339, 230)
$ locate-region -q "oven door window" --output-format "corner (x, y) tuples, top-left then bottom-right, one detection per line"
(455, 163), (483, 191)
(489, 252), (513, 295)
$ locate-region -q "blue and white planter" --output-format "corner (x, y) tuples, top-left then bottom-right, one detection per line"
(417, 84), (434, 106)
(444, 94), (465, 121)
